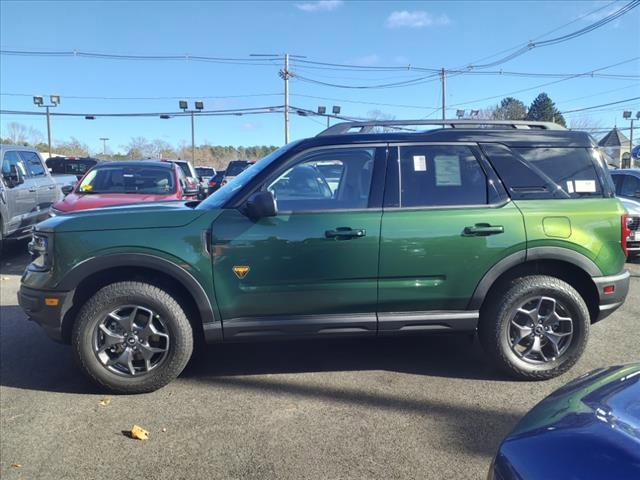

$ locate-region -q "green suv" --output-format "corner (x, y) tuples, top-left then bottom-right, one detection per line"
(19, 120), (631, 393)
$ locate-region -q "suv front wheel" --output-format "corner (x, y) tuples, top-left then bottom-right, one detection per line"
(479, 275), (590, 380)
(72, 281), (193, 394)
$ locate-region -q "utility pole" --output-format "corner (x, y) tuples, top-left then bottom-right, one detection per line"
(441, 68), (446, 121)
(284, 53), (290, 144)
(99, 137), (109, 156)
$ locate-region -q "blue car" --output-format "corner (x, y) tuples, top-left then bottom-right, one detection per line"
(489, 363), (640, 479)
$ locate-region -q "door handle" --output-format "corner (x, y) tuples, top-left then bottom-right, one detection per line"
(28, 188), (37, 193)
(463, 224), (504, 236)
(48, 185), (56, 190)
(325, 227), (366, 239)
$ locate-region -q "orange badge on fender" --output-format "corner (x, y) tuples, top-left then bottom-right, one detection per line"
(232, 266), (250, 279)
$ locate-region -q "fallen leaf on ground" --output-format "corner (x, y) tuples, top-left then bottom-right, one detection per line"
(98, 397), (112, 407)
(10, 464), (22, 469)
(129, 425), (149, 440)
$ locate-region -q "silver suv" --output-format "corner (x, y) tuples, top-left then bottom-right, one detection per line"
(1, 145), (64, 251)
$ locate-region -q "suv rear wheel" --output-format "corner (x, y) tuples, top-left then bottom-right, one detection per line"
(479, 275), (590, 380)
(72, 281), (193, 394)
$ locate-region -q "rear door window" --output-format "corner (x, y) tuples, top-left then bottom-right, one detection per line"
(515, 148), (603, 198)
(18, 151), (46, 177)
(398, 145), (488, 207)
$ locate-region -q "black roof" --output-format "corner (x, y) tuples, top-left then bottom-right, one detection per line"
(298, 128), (597, 149)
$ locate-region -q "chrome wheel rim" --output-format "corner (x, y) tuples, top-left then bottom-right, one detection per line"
(93, 305), (170, 376)
(509, 296), (574, 364)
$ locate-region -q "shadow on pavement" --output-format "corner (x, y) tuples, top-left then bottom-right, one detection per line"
(192, 374), (521, 457)
(182, 334), (503, 381)
(1, 239), (30, 275)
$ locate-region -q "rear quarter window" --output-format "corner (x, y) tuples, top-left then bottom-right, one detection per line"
(515, 147), (603, 198)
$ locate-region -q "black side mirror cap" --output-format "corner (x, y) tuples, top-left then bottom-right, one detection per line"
(61, 185), (74, 195)
(245, 190), (277, 219)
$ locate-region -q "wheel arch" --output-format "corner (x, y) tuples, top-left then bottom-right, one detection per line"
(469, 249), (601, 323)
(58, 253), (218, 343)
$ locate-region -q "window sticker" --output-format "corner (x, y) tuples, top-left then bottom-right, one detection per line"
(574, 180), (596, 193)
(413, 155), (427, 172)
(434, 155), (461, 186)
(566, 181), (574, 194)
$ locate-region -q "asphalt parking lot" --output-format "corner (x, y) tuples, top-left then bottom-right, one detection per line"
(1, 240), (638, 480)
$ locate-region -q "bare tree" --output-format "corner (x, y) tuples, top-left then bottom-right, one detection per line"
(569, 117), (603, 135)
(55, 137), (90, 157)
(4, 122), (29, 144)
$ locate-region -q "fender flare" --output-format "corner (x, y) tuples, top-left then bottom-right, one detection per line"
(467, 247), (601, 310)
(57, 253), (217, 325)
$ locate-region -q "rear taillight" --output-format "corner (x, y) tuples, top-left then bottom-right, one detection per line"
(622, 214), (631, 256)
(208, 180), (217, 187)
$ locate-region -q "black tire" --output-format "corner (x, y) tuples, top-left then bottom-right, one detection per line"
(478, 275), (590, 380)
(72, 281), (193, 394)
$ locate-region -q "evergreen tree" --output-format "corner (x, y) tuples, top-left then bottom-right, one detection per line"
(526, 93), (566, 126)
(492, 97), (527, 120)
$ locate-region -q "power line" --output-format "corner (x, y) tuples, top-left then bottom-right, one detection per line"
(448, 57), (640, 108)
(0, 105), (285, 118)
(559, 96), (640, 114)
(455, 1), (621, 69)
(0, 92), (282, 101)
(467, 0), (640, 69)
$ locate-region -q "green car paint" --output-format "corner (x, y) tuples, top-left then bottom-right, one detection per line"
(378, 201), (526, 312)
(514, 198), (627, 276)
(210, 208), (381, 319)
(20, 131), (630, 346)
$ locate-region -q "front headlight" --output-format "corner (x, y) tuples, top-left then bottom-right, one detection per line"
(28, 231), (53, 271)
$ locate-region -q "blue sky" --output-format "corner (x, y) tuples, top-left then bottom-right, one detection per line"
(1, 0), (639, 154)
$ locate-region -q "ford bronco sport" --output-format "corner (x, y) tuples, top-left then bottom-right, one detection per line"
(18, 120), (631, 393)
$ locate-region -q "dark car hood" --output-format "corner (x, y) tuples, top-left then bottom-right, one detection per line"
(494, 363), (640, 479)
(39, 201), (211, 232)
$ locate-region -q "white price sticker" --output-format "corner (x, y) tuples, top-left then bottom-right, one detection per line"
(574, 180), (596, 193)
(413, 155), (427, 171)
(566, 181), (574, 194)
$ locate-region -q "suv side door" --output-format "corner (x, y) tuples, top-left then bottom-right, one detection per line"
(377, 143), (526, 332)
(211, 145), (386, 339)
(18, 150), (59, 220)
(1, 150), (38, 235)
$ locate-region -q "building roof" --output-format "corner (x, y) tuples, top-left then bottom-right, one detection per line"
(598, 127), (630, 148)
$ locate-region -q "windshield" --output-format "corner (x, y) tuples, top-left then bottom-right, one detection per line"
(196, 167), (214, 177)
(226, 161), (251, 176)
(197, 142), (299, 209)
(76, 165), (176, 194)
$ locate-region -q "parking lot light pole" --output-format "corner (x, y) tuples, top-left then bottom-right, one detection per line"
(623, 111), (639, 168)
(99, 137), (109, 156)
(180, 101), (203, 163)
(34, 95), (59, 158)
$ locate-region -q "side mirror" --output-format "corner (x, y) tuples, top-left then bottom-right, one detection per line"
(3, 164), (24, 188)
(245, 190), (277, 219)
(61, 184), (74, 195)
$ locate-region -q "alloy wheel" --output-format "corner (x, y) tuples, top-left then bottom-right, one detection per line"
(509, 296), (574, 364)
(93, 305), (170, 376)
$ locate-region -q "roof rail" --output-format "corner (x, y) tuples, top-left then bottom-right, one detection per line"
(317, 119), (566, 136)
